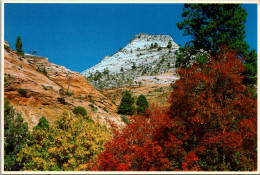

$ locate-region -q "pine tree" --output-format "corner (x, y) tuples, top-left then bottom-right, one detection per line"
(136, 94), (148, 115)
(176, 4), (257, 86)
(15, 35), (24, 57)
(117, 90), (135, 115)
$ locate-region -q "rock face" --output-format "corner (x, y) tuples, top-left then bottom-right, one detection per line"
(81, 33), (180, 89)
(4, 44), (123, 129)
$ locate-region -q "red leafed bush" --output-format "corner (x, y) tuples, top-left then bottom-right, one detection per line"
(94, 47), (256, 171)
(168, 47), (256, 171)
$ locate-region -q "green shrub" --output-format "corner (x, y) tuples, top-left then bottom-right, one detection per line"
(132, 63), (137, 70)
(4, 45), (10, 52)
(103, 68), (109, 75)
(59, 89), (65, 96)
(33, 116), (49, 131)
(94, 71), (102, 81)
(37, 67), (48, 77)
(65, 91), (73, 96)
(42, 67), (48, 76)
(4, 77), (9, 86)
(89, 96), (94, 104)
(17, 88), (27, 96)
(167, 41), (172, 48)
(103, 107), (108, 112)
(121, 115), (130, 124)
(42, 85), (48, 90)
(57, 97), (65, 104)
(72, 106), (87, 116)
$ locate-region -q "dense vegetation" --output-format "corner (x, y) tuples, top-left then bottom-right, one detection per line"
(95, 48), (257, 171)
(4, 99), (31, 171)
(17, 113), (110, 171)
(4, 3), (256, 172)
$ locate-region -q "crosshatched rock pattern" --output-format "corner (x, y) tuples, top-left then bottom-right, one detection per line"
(82, 33), (180, 89)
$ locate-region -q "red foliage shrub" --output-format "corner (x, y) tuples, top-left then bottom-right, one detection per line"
(94, 47), (256, 171)
(168, 47), (257, 170)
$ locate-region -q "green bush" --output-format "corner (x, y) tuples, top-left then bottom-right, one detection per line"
(65, 91), (73, 96)
(57, 97), (65, 104)
(72, 106), (87, 116)
(103, 107), (108, 112)
(59, 89), (65, 96)
(121, 115), (130, 124)
(4, 77), (9, 86)
(4, 45), (10, 52)
(42, 67), (48, 76)
(33, 116), (49, 131)
(132, 63), (137, 70)
(42, 85), (48, 90)
(103, 68), (109, 75)
(167, 41), (172, 48)
(94, 71), (102, 81)
(89, 95), (94, 104)
(17, 88), (27, 96)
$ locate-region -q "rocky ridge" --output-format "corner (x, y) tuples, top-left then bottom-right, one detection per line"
(4, 43), (123, 129)
(81, 33), (180, 89)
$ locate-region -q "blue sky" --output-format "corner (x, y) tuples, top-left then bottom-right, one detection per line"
(4, 3), (257, 73)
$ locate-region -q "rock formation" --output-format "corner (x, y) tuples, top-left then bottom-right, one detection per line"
(4, 44), (123, 129)
(81, 33), (180, 89)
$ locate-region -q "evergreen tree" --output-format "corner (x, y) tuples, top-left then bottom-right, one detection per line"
(167, 41), (172, 48)
(4, 98), (30, 171)
(136, 94), (148, 115)
(117, 90), (135, 115)
(176, 4), (257, 86)
(15, 35), (24, 57)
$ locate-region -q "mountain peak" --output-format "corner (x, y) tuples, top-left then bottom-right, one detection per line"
(81, 33), (179, 89)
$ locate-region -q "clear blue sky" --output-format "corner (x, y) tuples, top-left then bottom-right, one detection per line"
(4, 3), (257, 73)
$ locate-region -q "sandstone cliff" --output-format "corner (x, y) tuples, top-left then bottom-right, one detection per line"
(4, 43), (123, 129)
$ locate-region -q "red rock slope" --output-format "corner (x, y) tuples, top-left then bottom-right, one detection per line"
(4, 46), (123, 129)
